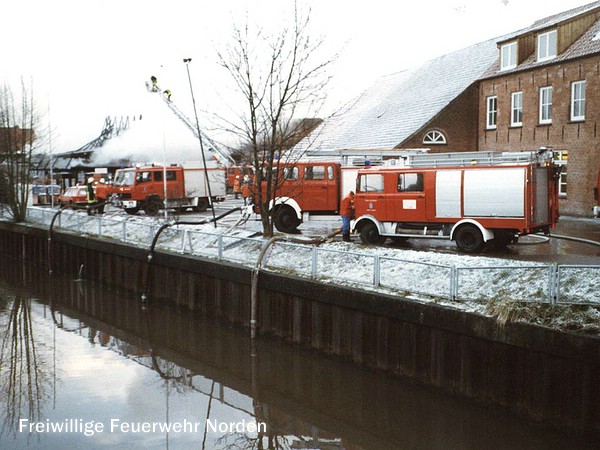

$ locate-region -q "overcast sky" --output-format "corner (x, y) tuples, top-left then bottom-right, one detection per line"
(0, 0), (595, 152)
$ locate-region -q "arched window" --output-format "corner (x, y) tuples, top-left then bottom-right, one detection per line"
(423, 130), (446, 145)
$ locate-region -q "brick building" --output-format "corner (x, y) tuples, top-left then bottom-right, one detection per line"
(294, 1), (600, 216)
(0, 126), (35, 155)
(479, 1), (600, 215)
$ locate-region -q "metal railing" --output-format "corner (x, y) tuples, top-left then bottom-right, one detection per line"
(2, 206), (598, 305)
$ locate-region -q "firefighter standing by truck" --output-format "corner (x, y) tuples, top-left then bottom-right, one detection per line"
(241, 175), (252, 205)
(340, 191), (355, 242)
(233, 175), (241, 199)
(86, 177), (96, 216)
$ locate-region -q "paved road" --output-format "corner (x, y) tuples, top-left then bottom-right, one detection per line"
(115, 195), (600, 264)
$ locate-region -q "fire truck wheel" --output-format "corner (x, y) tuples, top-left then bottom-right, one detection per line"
(454, 224), (484, 253)
(193, 198), (209, 212)
(124, 207), (140, 215)
(144, 200), (161, 216)
(359, 222), (386, 245)
(273, 206), (300, 233)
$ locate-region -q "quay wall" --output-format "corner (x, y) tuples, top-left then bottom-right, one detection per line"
(1, 221), (598, 435)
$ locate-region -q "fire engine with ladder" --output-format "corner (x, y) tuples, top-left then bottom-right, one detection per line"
(352, 149), (560, 252)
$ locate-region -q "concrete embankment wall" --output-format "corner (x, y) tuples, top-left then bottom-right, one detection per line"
(1, 221), (599, 436)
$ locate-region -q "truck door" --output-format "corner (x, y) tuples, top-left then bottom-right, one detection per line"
(355, 172), (386, 218)
(300, 164), (337, 212)
(389, 172), (427, 222)
(136, 170), (158, 197)
(153, 169), (184, 199)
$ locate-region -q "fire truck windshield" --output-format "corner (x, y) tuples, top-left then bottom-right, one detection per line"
(114, 170), (135, 186)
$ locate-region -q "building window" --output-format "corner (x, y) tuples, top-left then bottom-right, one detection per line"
(500, 42), (517, 70)
(553, 150), (568, 197)
(539, 86), (553, 124)
(571, 80), (586, 121)
(486, 96), (498, 129)
(537, 30), (557, 62)
(511, 91), (523, 126)
(423, 130), (446, 144)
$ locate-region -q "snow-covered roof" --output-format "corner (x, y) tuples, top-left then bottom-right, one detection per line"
(293, 38), (500, 154)
(501, 0), (600, 41)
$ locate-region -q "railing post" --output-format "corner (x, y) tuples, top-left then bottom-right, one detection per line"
(181, 229), (188, 253)
(373, 255), (381, 287)
(97, 217), (102, 235)
(218, 235), (223, 260)
(311, 246), (318, 279)
(453, 266), (459, 301)
(553, 263), (559, 304)
(122, 220), (127, 241)
(450, 265), (456, 301)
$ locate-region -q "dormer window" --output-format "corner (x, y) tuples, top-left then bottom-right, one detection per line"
(537, 30), (557, 62)
(500, 41), (517, 70)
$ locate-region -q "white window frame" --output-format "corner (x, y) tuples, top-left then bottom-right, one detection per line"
(423, 130), (446, 145)
(539, 86), (553, 124)
(511, 91), (523, 127)
(486, 96), (498, 129)
(553, 150), (568, 197)
(500, 42), (517, 71)
(537, 30), (557, 62)
(570, 80), (586, 121)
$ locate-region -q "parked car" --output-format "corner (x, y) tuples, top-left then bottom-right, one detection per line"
(58, 185), (89, 207)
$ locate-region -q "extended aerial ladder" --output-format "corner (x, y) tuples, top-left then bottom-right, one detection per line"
(146, 78), (235, 166)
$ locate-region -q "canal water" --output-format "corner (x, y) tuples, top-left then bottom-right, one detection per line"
(0, 257), (594, 449)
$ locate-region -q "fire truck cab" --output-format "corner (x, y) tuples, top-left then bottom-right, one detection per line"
(257, 161), (343, 233)
(352, 150), (560, 253)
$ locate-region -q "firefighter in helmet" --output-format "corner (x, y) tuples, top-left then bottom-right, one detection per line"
(86, 177), (96, 216)
(233, 175), (241, 199)
(241, 175), (252, 205)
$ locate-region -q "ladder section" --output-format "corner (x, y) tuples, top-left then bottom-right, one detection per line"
(406, 150), (552, 168)
(147, 79), (235, 166)
(161, 95), (235, 166)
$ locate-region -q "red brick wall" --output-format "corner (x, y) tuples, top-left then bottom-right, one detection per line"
(479, 57), (600, 216)
(399, 85), (480, 153)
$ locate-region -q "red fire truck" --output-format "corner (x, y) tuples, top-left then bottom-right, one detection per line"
(254, 161), (357, 233)
(352, 150), (560, 252)
(96, 162), (225, 216)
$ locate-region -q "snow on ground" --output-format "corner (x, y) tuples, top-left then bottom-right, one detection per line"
(7, 206), (600, 335)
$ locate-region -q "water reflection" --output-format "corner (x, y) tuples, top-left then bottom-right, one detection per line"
(0, 292), (47, 437)
(0, 256), (595, 449)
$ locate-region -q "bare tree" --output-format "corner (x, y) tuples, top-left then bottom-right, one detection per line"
(0, 79), (41, 222)
(217, 3), (335, 237)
